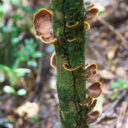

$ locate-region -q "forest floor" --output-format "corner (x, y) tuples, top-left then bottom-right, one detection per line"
(0, 0), (128, 128)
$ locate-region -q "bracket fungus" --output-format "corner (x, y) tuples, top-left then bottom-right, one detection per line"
(80, 97), (92, 106)
(63, 62), (83, 71)
(67, 38), (76, 43)
(50, 52), (56, 69)
(82, 63), (97, 79)
(66, 21), (79, 28)
(87, 99), (97, 113)
(87, 81), (102, 99)
(85, 7), (99, 22)
(84, 21), (90, 31)
(33, 8), (57, 44)
(86, 111), (100, 124)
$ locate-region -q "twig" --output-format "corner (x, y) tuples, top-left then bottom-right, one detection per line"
(97, 17), (128, 50)
(90, 90), (128, 128)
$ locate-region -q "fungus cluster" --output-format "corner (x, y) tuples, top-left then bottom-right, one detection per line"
(33, 4), (101, 125)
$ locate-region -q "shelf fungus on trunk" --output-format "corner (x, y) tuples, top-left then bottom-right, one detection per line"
(63, 62), (83, 71)
(66, 21), (79, 28)
(33, 8), (57, 44)
(50, 52), (56, 69)
(87, 81), (102, 99)
(84, 5), (99, 32)
(81, 63), (97, 79)
(87, 99), (97, 113)
(86, 111), (100, 124)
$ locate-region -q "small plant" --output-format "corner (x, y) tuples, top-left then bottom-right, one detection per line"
(33, 1), (102, 128)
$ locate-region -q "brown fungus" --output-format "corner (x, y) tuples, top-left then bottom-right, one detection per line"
(87, 99), (97, 113)
(87, 81), (102, 99)
(80, 97), (92, 106)
(33, 8), (57, 44)
(81, 63), (97, 79)
(85, 7), (99, 22)
(50, 52), (56, 69)
(63, 62), (83, 71)
(86, 111), (100, 124)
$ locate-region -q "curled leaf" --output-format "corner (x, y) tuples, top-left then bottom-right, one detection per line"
(86, 111), (100, 124)
(33, 8), (57, 44)
(50, 52), (56, 69)
(80, 97), (92, 106)
(85, 7), (99, 21)
(66, 21), (79, 28)
(84, 21), (90, 31)
(88, 99), (97, 113)
(87, 81), (102, 98)
(63, 62), (83, 71)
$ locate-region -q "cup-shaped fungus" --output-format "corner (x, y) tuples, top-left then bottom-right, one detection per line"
(33, 8), (57, 44)
(87, 81), (102, 99)
(81, 63), (97, 79)
(86, 4), (95, 12)
(86, 111), (100, 124)
(80, 97), (92, 106)
(50, 52), (56, 69)
(63, 62), (83, 71)
(85, 7), (99, 22)
(84, 21), (90, 31)
(87, 99), (97, 113)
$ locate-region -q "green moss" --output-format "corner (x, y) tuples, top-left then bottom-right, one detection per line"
(51, 0), (88, 127)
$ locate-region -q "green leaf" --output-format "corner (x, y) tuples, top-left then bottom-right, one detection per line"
(11, 37), (19, 45)
(27, 60), (38, 67)
(20, 5), (32, 13)
(17, 88), (27, 96)
(32, 51), (42, 58)
(0, 69), (5, 83)
(111, 78), (128, 89)
(3, 85), (16, 94)
(110, 91), (119, 101)
(0, 10), (3, 19)
(11, 14), (23, 21)
(14, 68), (31, 77)
(10, 0), (21, 5)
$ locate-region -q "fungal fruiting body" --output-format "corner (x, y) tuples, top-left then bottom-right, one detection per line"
(50, 52), (56, 69)
(82, 63), (97, 79)
(33, 8), (57, 44)
(84, 5), (99, 31)
(63, 62), (83, 71)
(66, 21), (79, 28)
(86, 111), (100, 124)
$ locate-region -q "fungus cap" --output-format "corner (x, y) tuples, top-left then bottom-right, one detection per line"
(86, 110), (100, 124)
(63, 62), (83, 71)
(87, 81), (102, 98)
(84, 21), (90, 31)
(85, 7), (99, 21)
(80, 97), (92, 106)
(33, 8), (57, 44)
(50, 52), (56, 69)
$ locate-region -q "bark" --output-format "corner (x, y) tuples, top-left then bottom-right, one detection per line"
(51, 0), (88, 128)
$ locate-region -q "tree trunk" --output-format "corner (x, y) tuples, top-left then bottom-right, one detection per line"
(51, 0), (88, 128)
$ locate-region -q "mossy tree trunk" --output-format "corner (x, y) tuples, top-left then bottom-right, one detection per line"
(51, 0), (88, 128)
